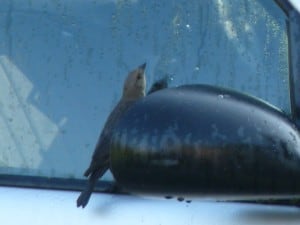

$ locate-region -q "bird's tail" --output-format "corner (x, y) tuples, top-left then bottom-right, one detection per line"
(77, 173), (97, 208)
(77, 165), (108, 208)
(83, 167), (92, 177)
(77, 185), (93, 208)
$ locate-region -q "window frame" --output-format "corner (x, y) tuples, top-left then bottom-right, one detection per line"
(287, 6), (300, 126)
(274, 0), (300, 125)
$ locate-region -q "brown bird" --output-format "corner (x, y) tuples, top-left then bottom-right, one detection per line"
(77, 63), (147, 208)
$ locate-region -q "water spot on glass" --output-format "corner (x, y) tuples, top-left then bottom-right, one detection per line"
(218, 94), (230, 99)
(33, 93), (40, 101)
(61, 30), (73, 38)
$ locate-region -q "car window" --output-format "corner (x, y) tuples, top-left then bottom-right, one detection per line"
(0, 0), (290, 186)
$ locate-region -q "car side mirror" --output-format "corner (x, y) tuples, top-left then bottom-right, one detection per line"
(110, 85), (300, 200)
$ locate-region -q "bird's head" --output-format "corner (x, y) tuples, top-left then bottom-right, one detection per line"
(123, 63), (146, 100)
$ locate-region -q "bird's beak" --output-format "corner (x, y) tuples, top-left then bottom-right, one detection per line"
(139, 62), (147, 71)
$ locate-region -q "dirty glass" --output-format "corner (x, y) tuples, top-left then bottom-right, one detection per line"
(0, 0), (289, 181)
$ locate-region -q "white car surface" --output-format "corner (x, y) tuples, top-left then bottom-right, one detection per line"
(1, 186), (300, 225)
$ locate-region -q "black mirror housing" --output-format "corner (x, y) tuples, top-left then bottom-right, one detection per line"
(111, 85), (300, 199)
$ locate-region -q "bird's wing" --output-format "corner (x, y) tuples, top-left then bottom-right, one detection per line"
(84, 99), (135, 177)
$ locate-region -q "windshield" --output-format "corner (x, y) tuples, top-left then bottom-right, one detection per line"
(0, 0), (292, 189)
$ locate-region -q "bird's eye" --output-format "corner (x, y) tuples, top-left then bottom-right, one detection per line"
(137, 73), (142, 80)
